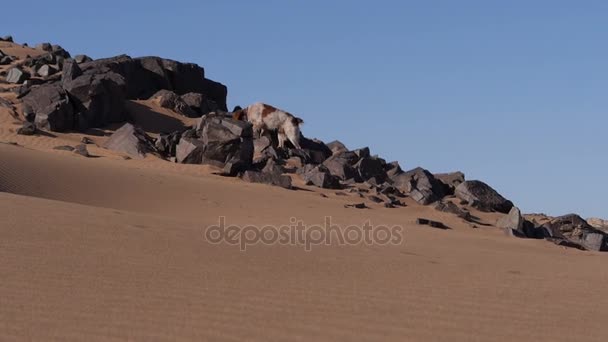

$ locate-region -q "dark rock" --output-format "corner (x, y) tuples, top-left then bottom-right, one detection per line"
(155, 130), (182, 157)
(22, 83), (74, 132)
(63, 70), (127, 130)
(302, 165), (341, 189)
(53, 145), (75, 151)
(385, 161), (403, 178)
(416, 218), (448, 229)
(180, 92), (219, 115)
(353, 147), (370, 159)
(581, 231), (608, 252)
(0, 36), (13, 42)
(102, 123), (156, 159)
(354, 157), (386, 183)
(73, 144), (90, 157)
(434, 171), (465, 195)
(17, 122), (36, 135)
(74, 55), (93, 64)
(36, 64), (58, 78)
(299, 137), (332, 164)
(6, 67), (30, 84)
(81, 137), (94, 144)
(241, 170), (292, 189)
(434, 201), (473, 221)
(61, 59), (83, 84)
(196, 115), (253, 169)
(36, 43), (53, 51)
(175, 137), (205, 164)
(151, 89), (197, 117)
(344, 203), (368, 209)
(322, 151), (359, 180)
(326, 140), (348, 154)
(0, 55), (14, 65)
(392, 167), (445, 205)
(455, 180), (513, 214)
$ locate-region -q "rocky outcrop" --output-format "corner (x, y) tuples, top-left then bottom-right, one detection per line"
(391, 167), (445, 205)
(22, 83), (74, 131)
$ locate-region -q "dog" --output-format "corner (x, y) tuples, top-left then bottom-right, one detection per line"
(233, 102), (304, 149)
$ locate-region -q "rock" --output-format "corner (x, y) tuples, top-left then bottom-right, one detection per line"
(195, 115), (254, 170)
(36, 64), (58, 78)
(53, 145), (74, 151)
(496, 207), (524, 235)
(241, 170), (292, 189)
(392, 167), (445, 205)
(344, 203), (367, 209)
(302, 165), (341, 189)
(6, 67), (30, 84)
(81, 137), (94, 144)
(353, 147), (370, 159)
(322, 151), (358, 180)
(74, 55), (93, 64)
(385, 161), (403, 178)
(299, 137), (332, 164)
(455, 180), (513, 214)
(416, 218), (448, 229)
(151, 89), (198, 117)
(434, 201), (472, 221)
(0, 36), (13, 42)
(175, 137), (206, 164)
(22, 83), (74, 132)
(581, 231), (608, 252)
(36, 43), (53, 51)
(155, 130), (182, 157)
(434, 171), (465, 195)
(354, 157), (386, 183)
(103, 123), (156, 159)
(61, 59), (83, 84)
(326, 140), (348, 155)
(17, 122), (36, 135)
(180, 92), (219, 115)
(0, 56), (13, 65)
(63, 70), (127, 130)
(73, 144), (90, 157)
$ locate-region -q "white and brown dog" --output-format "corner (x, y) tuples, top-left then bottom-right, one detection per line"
(233, 102), (304, 149)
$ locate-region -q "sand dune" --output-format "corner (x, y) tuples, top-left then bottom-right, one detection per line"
(1, 141), (608, 341)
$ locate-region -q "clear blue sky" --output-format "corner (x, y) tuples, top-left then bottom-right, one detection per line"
(5, 0), (607, 218)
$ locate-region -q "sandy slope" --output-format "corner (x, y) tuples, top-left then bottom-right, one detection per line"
(1, 42), (608, 341)
(1, 142), (608, 342)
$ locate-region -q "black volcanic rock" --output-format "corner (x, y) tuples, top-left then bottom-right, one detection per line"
(455, 180), (513, 213)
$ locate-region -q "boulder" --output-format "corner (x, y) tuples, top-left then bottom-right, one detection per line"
(151, 89), (197, 117)
(155, 130), (183, 157)
(416, 218), (448, 229)
(61, 59), (83, 84)
(581, 231), (608, 252)
(0, 55), (13, 65)
(63, 70), (127, 130)
(496, 206), (524, 235)
(17, 122), (36, 135)
(455, 180), (513, 213)
(36, 64), (58, 77)
(53, 145), (75, 151)
(434, 201), (472, 221)
(180, 92), (219, 115)
(241, 170), (292, 189)
(102, 123), (156, 159)
(6, 67), (30, 84)
(302, 165), (341, 189)
(176, 137), (206, 164)
(36, 43), (53, 51)
(0, 36), (13, 42)
(196, 115), (253, 169)
(392, 167), (445, 205)
(354, 157), (386, 183)
(322, 151), (359, 180)
(74, 55), (93, 64)
(73, 144), (90, 157)
(22, 83), (74, 132)
(299, 137), (332, 164)
(434, 171), (465, 195)
(326, 140), (348, 154)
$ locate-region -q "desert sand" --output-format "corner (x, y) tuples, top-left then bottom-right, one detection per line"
(1, 42), (608, 341)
